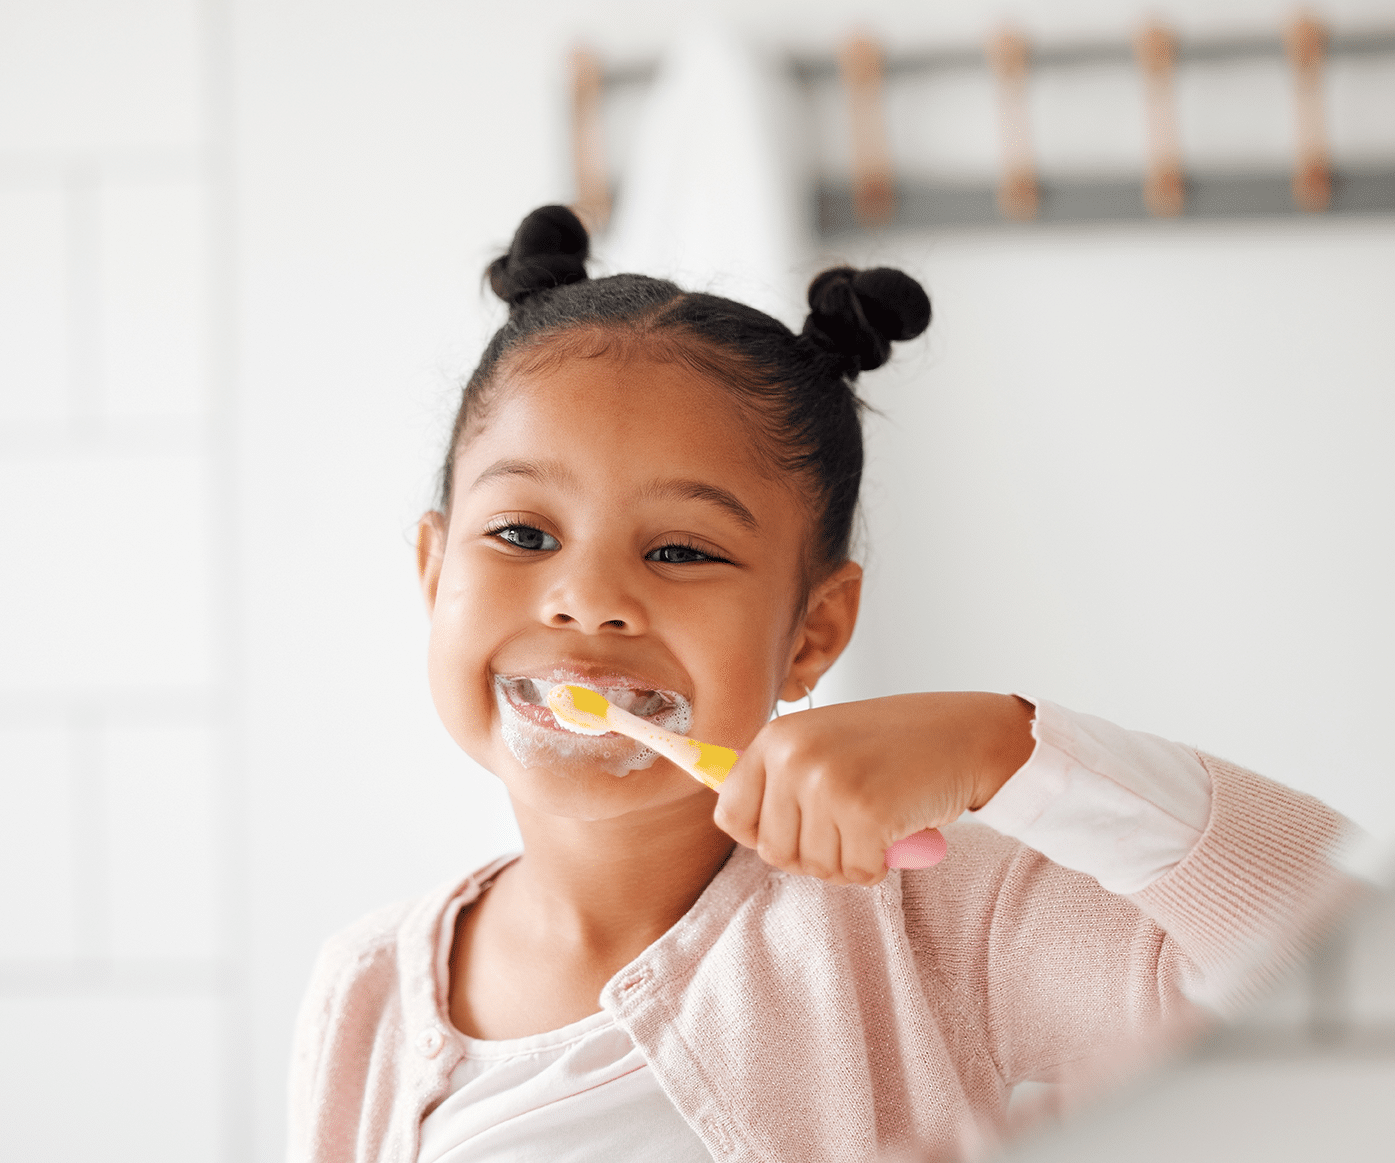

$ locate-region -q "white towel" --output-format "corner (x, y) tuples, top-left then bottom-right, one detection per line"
(599, 24), (810, 327)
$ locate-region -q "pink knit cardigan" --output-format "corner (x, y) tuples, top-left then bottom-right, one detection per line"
(287, 757), (1350, 1162)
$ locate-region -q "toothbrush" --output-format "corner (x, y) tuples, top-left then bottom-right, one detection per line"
(546, 683), (947, 869)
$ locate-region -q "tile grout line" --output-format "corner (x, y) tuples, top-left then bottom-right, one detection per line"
(199, 0), (254, 1157)
(0, 148), (202, 186)
(63, 169), (102, 434)
(0, 688), (216, 723)
(67, 702), (109, 965)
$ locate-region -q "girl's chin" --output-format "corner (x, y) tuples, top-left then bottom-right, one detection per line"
(512, 745), (661, 781)
(497, 718), (659, 778)
(503, 757), (705, 824)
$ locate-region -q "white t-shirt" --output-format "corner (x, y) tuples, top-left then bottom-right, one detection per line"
(416, 1010), (712, 1162)
(416, 696), (1212, 1161)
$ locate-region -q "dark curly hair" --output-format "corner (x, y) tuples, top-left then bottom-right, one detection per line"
(440, 204), (931, 575)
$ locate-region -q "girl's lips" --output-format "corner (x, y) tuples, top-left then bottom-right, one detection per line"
(493, 673), (684, 734)
(491, 669), (694, 776)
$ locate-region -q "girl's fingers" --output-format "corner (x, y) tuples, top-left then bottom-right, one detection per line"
(716, 732), (888, 883)
(841, 825), (890, 887)
(754, 779), (802, 872)
(712, 752), (765, 849)
(798, 806), (844, 882)
(818, 789), (889, 885)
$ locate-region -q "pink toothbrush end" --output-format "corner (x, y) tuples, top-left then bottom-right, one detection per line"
(885, 829), (948, 870)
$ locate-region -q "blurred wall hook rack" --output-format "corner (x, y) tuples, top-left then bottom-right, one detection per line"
(571, 20), (1395, 234)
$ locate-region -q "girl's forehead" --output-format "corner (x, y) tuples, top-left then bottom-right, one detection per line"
(468, 354), (772, 480)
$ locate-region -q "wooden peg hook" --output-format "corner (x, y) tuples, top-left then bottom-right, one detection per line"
(1135, 21), (1185, 216)
(839, 35), (896, 226)
(987, 27), (1038, 221)
(569, 47), (611, 232)
(1285, 13), (1331, 212)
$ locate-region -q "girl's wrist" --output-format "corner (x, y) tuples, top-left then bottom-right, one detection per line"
(969, 694), (1037, 810)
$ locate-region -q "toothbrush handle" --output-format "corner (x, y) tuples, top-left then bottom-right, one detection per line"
(605, 704), (947, 868)
(604, 704), (730, 788)
(885, 829), (947, 869)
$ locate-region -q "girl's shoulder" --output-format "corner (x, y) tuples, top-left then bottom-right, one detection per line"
(295, 853), (519, 1038)
(287, 854), (519, 1157)
(288, 854), (520, 1149)
(315, 895), (421, 970)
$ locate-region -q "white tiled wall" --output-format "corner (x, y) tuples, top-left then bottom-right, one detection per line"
(0, 725), (79, 961)
(0, 0), (203, 155)
(104, 721), (222, 961)
(0, 451), (215, 691)
(0, 187), (70, 423)
(98, 177), (211, 419)
(0, 995), (224, 1162)
(0, 0), (233, 1158)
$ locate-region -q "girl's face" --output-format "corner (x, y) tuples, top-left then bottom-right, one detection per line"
(417, 350), (859, 823)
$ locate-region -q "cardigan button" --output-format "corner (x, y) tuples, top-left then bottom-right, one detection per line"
(415, 1026), (445, 1057)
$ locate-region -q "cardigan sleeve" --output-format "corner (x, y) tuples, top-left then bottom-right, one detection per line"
(285, 904), (414, 1163)
(901, 753), (1358, 1089)
(969, 697), (1212, 893)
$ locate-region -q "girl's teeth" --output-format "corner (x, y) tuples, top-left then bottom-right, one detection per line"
(502, 677), (671, 719)
(608, 689), (668, 716)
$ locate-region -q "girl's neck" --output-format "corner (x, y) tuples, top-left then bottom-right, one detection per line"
(504, 797), (736, 960)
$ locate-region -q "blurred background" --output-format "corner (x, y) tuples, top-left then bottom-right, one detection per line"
(1, 0), (1393, 1159)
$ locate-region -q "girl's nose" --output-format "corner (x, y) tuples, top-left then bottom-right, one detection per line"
(540, 561), (647, 635)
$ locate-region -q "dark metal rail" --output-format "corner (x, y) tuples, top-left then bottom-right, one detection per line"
(817, 168), (1395, 233)
(599, 28), (1395, 88)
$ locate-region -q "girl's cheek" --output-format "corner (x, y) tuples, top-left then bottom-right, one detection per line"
(425, 580), (497, 741)
(698, 605), (792, 742)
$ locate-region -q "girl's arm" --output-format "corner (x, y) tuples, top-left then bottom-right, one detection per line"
(903, 744), (1355, 1088)
(716, 693), (1362, 1083)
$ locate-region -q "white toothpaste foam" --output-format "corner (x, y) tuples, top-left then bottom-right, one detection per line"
(494, 675), (692, 777)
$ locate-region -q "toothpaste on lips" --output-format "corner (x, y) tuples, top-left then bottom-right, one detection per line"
(492, 672), (692, 777)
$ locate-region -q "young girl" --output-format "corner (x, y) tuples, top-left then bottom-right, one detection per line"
(287, 205), (1353, 1163)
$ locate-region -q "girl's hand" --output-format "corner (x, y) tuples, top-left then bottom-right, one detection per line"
(713, 693), (1036, 886)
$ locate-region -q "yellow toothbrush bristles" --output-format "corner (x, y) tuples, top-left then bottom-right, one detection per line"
(546, 683), (738, 791)
(546, 684), (613, 735)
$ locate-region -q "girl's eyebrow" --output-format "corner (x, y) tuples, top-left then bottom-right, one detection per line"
(641, 480), (759, 530)
(468, 458), (759, 530)
(468, 457), (575, 492)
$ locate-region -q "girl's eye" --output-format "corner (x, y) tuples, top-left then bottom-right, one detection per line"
(493, 524), (559, 552)
(647, 543), (723, 565)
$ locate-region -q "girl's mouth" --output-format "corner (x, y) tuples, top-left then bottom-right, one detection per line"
(492, 671), (693, 775)
(495, 675), (680, 727)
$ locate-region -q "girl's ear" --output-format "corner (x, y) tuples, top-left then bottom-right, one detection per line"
(782, 561), (862, 702)
(417, 511), (448, 614)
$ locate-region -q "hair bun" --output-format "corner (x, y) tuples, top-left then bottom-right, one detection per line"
(488, 205), (590, 306)
(801, 266), (931, 375)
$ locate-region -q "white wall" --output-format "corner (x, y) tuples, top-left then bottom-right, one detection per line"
(835, 220), (1395, 830)
(2, 1), (1393, 1160)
